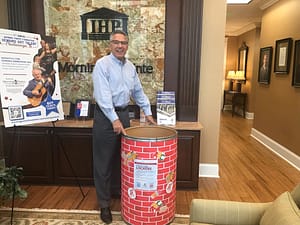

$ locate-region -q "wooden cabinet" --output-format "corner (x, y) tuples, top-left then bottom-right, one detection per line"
(177, 130), (200, 189)
(2, 126), (53, 184)
(1, 120), (202, 190)
(53, 127), (93, 185)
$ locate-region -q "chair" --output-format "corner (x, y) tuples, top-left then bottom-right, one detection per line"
(189, 183), (300, 225)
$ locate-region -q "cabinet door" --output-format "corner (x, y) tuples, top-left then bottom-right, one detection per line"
(53, 127), (94, 185)
(177, 130), (200, 189)
(2, 126), (53, 184)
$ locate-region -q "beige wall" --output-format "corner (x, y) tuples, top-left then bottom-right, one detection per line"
(253, 0), (300, 156)
(198, 0), (226, 164)
(237, 28), (261, 113)
(225, 36), (238, 91)
(226, 28), (261, 113)
(0, 0), (8, 28)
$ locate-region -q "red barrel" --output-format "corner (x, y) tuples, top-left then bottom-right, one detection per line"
(121, 126), (177, 225)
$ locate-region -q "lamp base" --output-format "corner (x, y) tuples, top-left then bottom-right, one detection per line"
(236, 83), (242, 92)
(229, 80), (234, 91)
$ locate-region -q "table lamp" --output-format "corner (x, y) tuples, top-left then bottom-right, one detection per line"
(227, 70), (236, 91)
(234, 70), (245, 92)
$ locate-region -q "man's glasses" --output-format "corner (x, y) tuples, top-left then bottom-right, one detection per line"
(110, 40), (128, 45)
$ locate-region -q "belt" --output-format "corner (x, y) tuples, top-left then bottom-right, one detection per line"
(114, 106), (128, 112)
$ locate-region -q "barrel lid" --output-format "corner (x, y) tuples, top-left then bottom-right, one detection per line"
(123, 126), (177, 141)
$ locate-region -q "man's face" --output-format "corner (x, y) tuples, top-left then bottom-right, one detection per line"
(32, 69), (42, 81)
(109, 33), (128, 60)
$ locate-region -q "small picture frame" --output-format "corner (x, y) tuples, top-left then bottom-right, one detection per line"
(274, 38), (293, 74)
(74, 99), (90, 119)
(258, 46), (273, 84)
(292, 40), (300, 87)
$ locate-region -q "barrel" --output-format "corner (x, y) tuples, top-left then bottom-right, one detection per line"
(121, 126), (177, 225)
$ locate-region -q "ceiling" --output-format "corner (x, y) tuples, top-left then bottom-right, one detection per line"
(225, 0), (280, 36)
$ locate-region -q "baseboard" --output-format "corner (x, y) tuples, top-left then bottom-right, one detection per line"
(245, 112), (254, 119)
(222, 107), (254, 119)
(251, 128), (300, 171)
(199, 163), (219, 178)
(223, 105), (232, 111)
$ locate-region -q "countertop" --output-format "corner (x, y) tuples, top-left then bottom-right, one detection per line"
(1, 119), (203, 130)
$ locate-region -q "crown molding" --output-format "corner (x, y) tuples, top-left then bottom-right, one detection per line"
(226, 22), (261, 36)
(260, 0), (280, 10)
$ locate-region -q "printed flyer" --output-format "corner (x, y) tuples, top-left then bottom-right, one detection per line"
(134, 159), (158, 191)
(156, 91), (176, 126)
(0, 28), (64, 127)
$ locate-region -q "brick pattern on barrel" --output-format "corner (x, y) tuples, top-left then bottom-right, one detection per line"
(121, 134), (177, 225)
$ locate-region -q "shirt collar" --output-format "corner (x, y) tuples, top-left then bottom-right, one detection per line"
(109, 53), (127, 65)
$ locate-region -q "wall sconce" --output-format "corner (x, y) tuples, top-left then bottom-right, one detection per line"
(226, 70), (245, 92)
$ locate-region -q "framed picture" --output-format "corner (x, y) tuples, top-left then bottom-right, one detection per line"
(292, 40), (300, 87)
(74, 99), (90, 119)
(274, 38), (293, 74)
(258, 46), (273, 84)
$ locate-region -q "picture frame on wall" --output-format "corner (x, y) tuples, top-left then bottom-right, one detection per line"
(258, 46), (273, 84)
(292, 40), (300, 87)
(274, 38), (293, 74)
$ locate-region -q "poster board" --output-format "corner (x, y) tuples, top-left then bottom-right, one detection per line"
(0, 29), (64, 127)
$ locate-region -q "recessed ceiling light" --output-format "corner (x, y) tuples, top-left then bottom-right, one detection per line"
(227, 0), (252, 4)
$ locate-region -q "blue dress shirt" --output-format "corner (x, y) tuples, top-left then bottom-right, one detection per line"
(92, 53), (152, 122)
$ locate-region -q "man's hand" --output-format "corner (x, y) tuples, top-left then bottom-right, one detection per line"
(146, 115), (156, 125)
(32, 89), (40, 96)
(112, 119), (126, 135)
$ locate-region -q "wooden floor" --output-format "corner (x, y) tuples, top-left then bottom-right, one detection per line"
(7, 111), (300, 215)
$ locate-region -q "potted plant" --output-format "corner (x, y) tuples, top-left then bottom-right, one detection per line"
(0, 158), (27, 206)
(0, 159), (27, 225)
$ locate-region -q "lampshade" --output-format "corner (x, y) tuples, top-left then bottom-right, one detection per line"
(235, 70), (245, 80)
(227, 70), (236, 79)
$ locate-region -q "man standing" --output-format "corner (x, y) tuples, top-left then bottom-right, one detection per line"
(92, 30), (155, 224)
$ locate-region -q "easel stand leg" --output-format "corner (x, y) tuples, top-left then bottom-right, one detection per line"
(51, 121), (85, 199)
(10, 184), (15, 225)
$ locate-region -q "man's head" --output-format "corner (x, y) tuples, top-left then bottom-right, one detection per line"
(32, 67), (43, 81)
(109, 30), (129, 61)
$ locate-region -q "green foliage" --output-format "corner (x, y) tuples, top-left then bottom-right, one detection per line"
(0, 166), (27, 205)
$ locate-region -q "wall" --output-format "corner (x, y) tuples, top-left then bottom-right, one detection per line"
(44, 0), (165, 104)
(0, 0), (8, 28)
(253, 0), (300, 157)
(224, 36), (238, 91)
(225, 28), (261, 114)
(198, 0), (226, 172)
(237, 28), (261, 113)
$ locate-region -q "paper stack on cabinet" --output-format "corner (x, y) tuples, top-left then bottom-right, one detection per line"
(156, 91), (176, 126)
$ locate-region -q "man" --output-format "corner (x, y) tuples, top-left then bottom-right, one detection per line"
(92, 30), (155, 224)
(23, 64), (53, 107)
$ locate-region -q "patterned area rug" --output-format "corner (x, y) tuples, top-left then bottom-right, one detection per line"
(0, 208), (190, 225)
